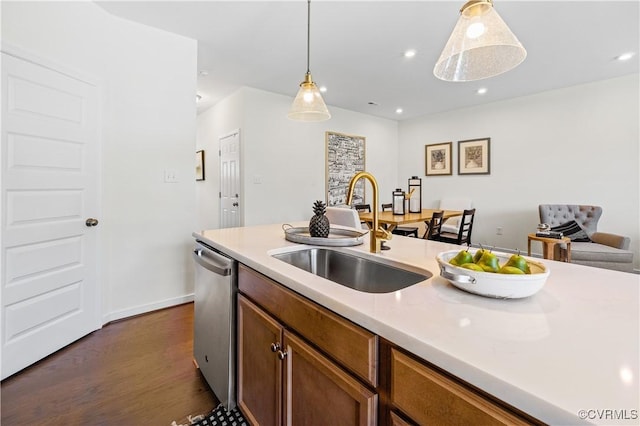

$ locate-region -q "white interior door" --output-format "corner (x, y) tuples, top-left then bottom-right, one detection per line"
(219, 130), (241, 228)
(1, 50), (101, 379)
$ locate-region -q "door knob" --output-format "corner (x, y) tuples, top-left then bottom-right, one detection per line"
(85, 218), (99, 227)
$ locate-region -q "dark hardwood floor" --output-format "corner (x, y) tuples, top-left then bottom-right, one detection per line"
(1, 303), (218, 425)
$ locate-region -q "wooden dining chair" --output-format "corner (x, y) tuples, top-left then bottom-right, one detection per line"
(354, 204), (371, 228)
(381, 203), (419, 238)
(354, 204), (371, 213)
(425, 210), (445, 240)
(433, 208), (476, 245)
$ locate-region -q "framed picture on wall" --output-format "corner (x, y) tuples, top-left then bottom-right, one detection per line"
(425, 142), (452, 176)
(196, 150), (205, 181)
(325, 131), (366, 206)
(458, 138), (490, 175)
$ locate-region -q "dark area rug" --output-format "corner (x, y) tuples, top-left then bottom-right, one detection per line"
(172, 404), (248, 426)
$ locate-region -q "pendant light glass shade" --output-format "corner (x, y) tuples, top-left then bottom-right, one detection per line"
(434, 0), (526, 82)
(288, 72), (331, 121)
(288, 0), (331, 121)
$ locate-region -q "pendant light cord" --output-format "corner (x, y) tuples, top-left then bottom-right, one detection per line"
(306, 0), (311, 74)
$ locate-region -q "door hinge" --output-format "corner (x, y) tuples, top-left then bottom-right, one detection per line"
(219, 192), (222, 198)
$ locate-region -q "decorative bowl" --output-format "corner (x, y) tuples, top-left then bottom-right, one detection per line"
(436, 249), (550, 299)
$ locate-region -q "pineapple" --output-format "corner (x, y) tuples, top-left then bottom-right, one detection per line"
(309, 200), (330, 237)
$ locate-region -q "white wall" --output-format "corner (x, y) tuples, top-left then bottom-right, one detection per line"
(199, 77), (639, 270)
(197, 87), (399, 229)
(399, 75), (640, 268)
(2, 1), (199, 320)
(196, 88), (245, 231)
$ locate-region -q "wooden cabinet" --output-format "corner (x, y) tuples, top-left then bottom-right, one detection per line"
(283, 330), (376, 426)
(237, 295), (282, 426)
(237, 265), (377, 426)
(238, 264), (378, 387)
(389, 347), (533, 426)
(389, 411), (413, 426)
(237, 263), (538, 426)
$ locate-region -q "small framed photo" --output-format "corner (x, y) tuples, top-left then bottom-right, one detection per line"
(425, 142), (452, 176)
(458, 138), (490, 175)
(196, 150), (205, 181)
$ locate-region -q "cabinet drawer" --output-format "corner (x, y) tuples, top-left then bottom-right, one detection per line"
(238, 264), (378, 387)
(391, 348), (529, 425)
(390, 411), (414, 426)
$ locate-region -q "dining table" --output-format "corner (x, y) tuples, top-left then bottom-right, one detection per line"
(359, 209), (463, 238)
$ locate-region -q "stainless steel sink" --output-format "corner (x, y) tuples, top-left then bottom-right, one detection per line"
(272, 248), (431, 293)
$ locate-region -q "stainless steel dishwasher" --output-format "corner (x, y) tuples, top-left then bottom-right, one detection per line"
(192, 240), (237, 409)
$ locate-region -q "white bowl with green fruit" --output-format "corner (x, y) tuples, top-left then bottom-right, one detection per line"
(436, 248), (550, 299)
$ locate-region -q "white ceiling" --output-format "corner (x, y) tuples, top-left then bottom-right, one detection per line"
(96, 1), (639, 121)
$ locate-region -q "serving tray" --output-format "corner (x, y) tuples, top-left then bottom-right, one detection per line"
(282, 224), (366, 247)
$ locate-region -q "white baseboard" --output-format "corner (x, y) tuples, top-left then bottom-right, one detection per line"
(102, 293), (195, 325)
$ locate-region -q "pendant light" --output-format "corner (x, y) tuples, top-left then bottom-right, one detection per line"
(433, 0), (526, 82)
(287, 0), (331, 121)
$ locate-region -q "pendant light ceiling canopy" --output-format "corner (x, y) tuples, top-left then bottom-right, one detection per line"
(288, 0), (331, 122)
(434, 0), (527, 82)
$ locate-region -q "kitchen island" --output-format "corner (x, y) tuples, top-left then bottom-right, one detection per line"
(194, 223), (639, 425)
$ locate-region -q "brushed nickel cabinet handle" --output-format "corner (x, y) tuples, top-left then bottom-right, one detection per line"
(270, 342), (280, 353)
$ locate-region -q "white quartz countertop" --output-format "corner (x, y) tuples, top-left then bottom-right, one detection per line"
(194, 223), (639, 425)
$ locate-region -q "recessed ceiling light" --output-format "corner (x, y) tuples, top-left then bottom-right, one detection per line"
(616, 52), (635, 61)
(396, 108), (403, 114)
(319, 86), (327, 93)
(404, 50), (417, 58)
(477, 87), (488, 95)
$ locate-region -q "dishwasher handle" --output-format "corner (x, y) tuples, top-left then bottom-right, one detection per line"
(193, 246), (233, 276)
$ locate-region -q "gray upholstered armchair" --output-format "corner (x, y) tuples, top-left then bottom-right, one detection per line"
(538, 205), (633, 272)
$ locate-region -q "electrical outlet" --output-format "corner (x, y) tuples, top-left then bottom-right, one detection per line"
(496, 226), (503, 235)
(164, 169), (179, 183)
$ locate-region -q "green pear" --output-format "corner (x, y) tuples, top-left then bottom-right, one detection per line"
(504, 251), (531, 274)
(449, 249), (473, 266)
(472, 248), (487, 263)
(460, 262), (484, 272)
(477, 251), (500, 273)
(499, 266), (526, 275)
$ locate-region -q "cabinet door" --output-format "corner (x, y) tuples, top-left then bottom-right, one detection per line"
(283, 330), (377, 426)
(238, 295), (283, 426)
(238, 264), (378, 387)
(391, 348), (529, 425)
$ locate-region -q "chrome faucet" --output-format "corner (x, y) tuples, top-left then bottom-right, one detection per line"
(346, 171), (392, 253)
